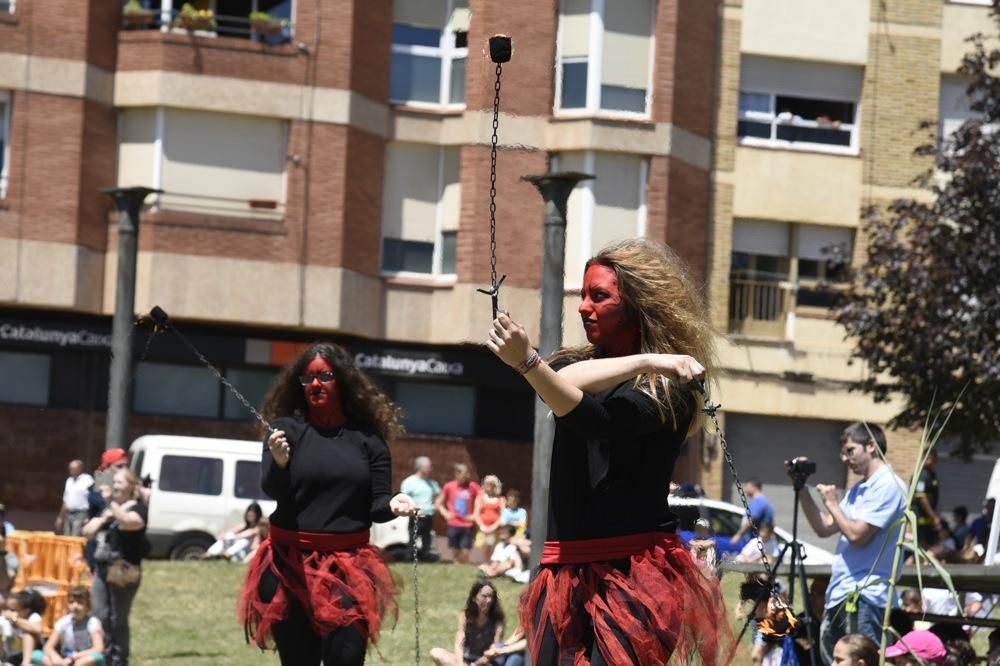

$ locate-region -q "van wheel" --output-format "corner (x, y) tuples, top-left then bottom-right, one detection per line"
(170, 535), (213, 561)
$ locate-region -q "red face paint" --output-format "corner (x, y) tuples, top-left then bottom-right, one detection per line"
(579, 264), (639, 357)
(301, 356), (345, 429)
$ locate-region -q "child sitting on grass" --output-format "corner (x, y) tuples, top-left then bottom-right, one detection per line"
(34, 585), (104, 666)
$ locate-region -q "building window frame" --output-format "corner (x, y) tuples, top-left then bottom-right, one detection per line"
(380, 145), (460, 281)
(552, 150), (649, 289)
(554, 0), (657, 119)
(737, 89), (861, 156)
(1, 0), (14, 15)
(389, 0), (468, 110)
(0, 90), (10, 199)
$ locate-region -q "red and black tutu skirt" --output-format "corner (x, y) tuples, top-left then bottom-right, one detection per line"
(520, 532), (736, 666)
(238, 524), (399, 649)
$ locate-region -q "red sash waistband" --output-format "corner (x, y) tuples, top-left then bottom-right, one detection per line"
(541, 531), (675, 565)
(268, 524), (370, 552)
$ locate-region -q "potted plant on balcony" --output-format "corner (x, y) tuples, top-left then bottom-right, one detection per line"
(248, 10), (286, 37)
(122, 0), (155, 26)
(173, 3), (216, 31)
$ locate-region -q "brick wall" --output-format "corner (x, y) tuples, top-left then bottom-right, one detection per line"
(653, 0), (720, 137)
(861, 34), (941, 189)
(455, 146), (547, 289)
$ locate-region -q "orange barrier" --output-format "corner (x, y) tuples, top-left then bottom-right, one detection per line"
(5, 532), (89, 634)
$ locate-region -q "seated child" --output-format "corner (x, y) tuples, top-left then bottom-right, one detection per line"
(1, 590), (44, 666)
(478, 525), (528, 584)
(35, 585), (104, 666)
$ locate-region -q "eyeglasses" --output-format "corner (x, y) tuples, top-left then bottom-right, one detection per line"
(840, 446), (861, 458)
(298, 371), (335, 386)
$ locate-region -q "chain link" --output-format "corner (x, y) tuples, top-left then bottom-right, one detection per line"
(410, 517), (421, 666)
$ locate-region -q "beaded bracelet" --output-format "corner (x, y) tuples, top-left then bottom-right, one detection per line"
(516, 351), (542, 374)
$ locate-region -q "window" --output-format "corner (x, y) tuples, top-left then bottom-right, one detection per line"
(738, 56), (862, 153)
(939, 75), (978, 142)
(235, 460), (268, 499)
(390, 0), (468, 107)
(556, 0), (655, 116)
(133, 362), (221, 418)
(0, 0), (13, 14)
(117, 108), (289, 219)
(731, 220), (853, 310)
(0, 91), (10, 198)
(0, 351), (50, 406)
(555, 151), (648, 286)
(381, 143), (461, 276)
(394, 381), (475, 436)
(223, 368), (277, 420)
(159, 455), (223, 495)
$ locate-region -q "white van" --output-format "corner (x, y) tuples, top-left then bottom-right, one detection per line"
(129, 434), (412, 560)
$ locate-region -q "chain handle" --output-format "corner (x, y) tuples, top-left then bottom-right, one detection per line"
(410, 517), (421, 666)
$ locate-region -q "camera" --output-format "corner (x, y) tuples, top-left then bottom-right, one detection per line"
(785, 459), (816, 477)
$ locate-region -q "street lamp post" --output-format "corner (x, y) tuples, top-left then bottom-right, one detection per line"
(100, 186), (161, 451)
(520, 171), (594, 568)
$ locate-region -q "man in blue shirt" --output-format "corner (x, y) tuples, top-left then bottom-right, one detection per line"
(792, 422), (905, 665)
(730, 478), (776, 545)
(400, 456), (441, 562)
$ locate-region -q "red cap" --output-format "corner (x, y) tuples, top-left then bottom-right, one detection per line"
(884, 631), (946, 663)
(98, 448), (129, 471)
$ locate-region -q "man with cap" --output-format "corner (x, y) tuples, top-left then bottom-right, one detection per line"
(55, 459), (94, 536)
(884, 630), (947, 664)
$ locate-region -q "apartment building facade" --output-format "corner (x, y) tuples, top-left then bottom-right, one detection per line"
(705, 0), (994, 528)
(0, 0), (719, 512)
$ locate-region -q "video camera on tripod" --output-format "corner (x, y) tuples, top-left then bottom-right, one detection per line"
(785, 457), (816, 490)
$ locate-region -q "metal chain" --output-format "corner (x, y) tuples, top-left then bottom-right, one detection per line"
(161, 320), (274, 434)
(698, 386), (780, 600)
(478, 62), (506, 319)
(410, 517), (421, 666)
(489, 62), (501, 296)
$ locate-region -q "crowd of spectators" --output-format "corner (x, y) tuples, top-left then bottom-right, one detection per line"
(401, 460), (531, 578)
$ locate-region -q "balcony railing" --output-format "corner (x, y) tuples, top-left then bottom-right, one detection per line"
(120, 8), (293, 43)
(728, 278), (797, 339)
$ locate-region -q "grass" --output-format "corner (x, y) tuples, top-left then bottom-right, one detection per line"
(131, 560), (757, 665)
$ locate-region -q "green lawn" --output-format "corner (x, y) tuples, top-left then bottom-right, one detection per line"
(131, 560), (757, 665)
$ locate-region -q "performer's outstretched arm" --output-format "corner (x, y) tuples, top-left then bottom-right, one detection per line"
(557, 354), (705, 395)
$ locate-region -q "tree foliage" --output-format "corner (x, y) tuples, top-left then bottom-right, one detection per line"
(836, 3), (1000, 453)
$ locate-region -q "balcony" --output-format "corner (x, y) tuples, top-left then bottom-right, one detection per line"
(120, 5), (293, 43)
(728, 278), (797, 340)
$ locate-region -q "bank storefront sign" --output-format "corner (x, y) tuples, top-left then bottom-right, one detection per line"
(354, 351), (464, 378)
(0, 322), (112, 349)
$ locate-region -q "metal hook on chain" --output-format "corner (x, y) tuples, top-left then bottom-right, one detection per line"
(476, 36), (512, 321)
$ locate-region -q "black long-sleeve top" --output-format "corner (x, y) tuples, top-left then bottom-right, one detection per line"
(547, 358), (695, 541)
(261, 416), (396, 533)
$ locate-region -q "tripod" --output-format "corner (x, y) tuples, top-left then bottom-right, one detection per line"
(783, 474), (820, 666)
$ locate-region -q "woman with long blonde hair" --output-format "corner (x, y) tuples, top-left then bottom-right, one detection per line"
(486, 238), (734, 665)
(237, 342), (419, 666)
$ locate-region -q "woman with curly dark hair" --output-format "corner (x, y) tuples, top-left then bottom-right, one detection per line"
(238, 342), (418, 666)
(486, 238), (735, 665)
(430, 580), (508, 666)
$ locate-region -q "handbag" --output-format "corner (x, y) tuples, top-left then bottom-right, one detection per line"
(105, 557), (141, 589)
